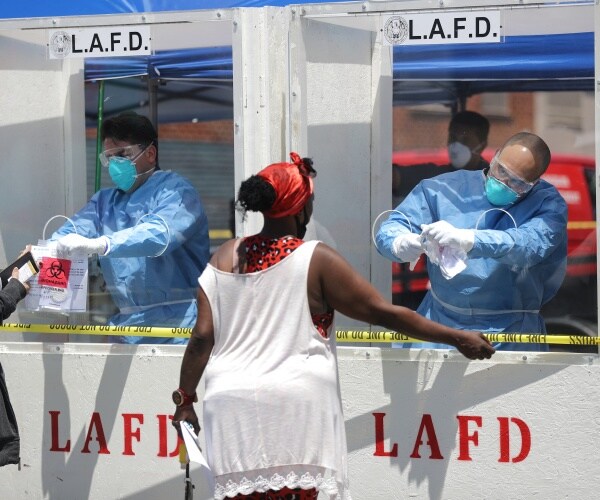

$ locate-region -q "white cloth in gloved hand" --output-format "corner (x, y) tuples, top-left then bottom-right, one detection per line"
(391, 233), (424, 269)
(56, 234), (109, 257)
(421, 236), (467, 280)
(420, 220), (475, 253)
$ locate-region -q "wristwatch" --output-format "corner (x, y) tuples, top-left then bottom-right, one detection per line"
(172, 388), (198, 407)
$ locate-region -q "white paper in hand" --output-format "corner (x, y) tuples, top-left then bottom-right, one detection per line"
(181, 421), (212, 471)
(421, 236), (467, 280)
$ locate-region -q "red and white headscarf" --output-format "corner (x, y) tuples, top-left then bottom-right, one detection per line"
(258, 152), (315, 218)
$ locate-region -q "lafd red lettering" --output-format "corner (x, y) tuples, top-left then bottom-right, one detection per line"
(157, 414), (183, 457)
(373, 412), (398, 457)
(456, 415), (482, 461)
(49, 410), (71, 452)
(498, 417), (531, 463)
(410, 414), (443, 459)
(123, 413), (144, 456)
(81, 412), (110, 454)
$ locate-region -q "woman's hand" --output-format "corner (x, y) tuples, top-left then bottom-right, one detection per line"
(11, 267), (30, 292)
(172, 405), (200, 438)
(454, 330), (495, 360)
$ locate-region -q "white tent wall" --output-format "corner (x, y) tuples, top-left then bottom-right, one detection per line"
(289, 12), (393, 329)
(0, 11), (235, 340)
(0, 2), (599, 498)
(232, 6), (393, 321)
(0, 344), (599, 498)
(232, 7), (292, 236)
(0, 28), (87, 340)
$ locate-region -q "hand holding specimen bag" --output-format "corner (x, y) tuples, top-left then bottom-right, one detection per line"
(25, 215), (89, 312)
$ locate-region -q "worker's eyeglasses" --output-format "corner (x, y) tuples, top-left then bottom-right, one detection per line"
(488, 155), (537, 196)
(99, 144), (146, 168)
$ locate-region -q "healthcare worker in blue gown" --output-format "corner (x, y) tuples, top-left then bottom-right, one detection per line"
(52, 112), (210, 344)
(376, 132), (567, 351)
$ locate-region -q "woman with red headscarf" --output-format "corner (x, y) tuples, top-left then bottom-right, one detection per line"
(173, 153), (494, 500)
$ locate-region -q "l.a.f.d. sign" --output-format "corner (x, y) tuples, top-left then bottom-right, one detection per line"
(48, 26), (152, 59)
(382, 11), (502, 46)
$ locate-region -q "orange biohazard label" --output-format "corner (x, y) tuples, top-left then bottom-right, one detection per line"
(38, 257), (71, 289)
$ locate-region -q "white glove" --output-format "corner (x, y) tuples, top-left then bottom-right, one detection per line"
(420, 221), (475, 253)
(56, 234), (109, 257)
(391, 233), (424, 265)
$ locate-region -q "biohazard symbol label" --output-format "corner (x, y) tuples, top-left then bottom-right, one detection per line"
(38, 257), (71, 289)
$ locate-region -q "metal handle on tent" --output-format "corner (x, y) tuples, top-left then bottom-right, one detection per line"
(136, 213), (170, 257)
(371, 209), (420, 270)
(42, 215), (78, 242)
(475, 208), (517, 231)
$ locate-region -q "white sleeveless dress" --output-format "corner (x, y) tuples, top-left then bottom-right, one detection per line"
(198, 240), (351, 499)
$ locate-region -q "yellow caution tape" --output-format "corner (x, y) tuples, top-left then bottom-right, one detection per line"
(336, 330), (600, 346)
(0, 324), (598, 345)
(208, 224), (594, 238)
(211, 223), (595, 237)
(0, 323), (191, 338)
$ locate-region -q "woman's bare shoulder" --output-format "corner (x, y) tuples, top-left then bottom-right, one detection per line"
(209, 238), (241, 271)
(310, 241), (352, 274)
(312, 241), (343, 261)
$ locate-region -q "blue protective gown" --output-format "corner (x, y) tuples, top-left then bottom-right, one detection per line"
(52, 170), (210, 344)
(376, 169), (568, 351)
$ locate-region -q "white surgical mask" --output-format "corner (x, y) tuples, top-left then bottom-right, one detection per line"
(448, 142), (473, 169)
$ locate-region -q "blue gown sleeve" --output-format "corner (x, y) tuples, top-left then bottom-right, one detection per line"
(469, 190), (568, 269)
(105, 179), (206, 259)
(375, 183), (435, 262)
(50, 193), (103, 239)
(50, 177), (207, 259)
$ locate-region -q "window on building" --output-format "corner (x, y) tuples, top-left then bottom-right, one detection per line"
(545, 92), (583, 131)
(480, 93), (510, 117)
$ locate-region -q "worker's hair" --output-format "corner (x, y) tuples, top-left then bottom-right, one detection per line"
(504, 132), (552, 171)
(449, 111), (490, 143)
(101, 112), (159, 162)
(236, 176), (276, 218)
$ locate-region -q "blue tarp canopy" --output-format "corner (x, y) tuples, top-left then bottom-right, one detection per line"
(0, 0), (594, 113)
(392, 32), (594, 105)
(85, 47), (234, 81)
(0, 1), (350, 19)
(1, 1), (592, 120)
(83, 31), (594, 123)
(86, 32), (593, 83)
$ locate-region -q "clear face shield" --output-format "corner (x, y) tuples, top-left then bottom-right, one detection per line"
(99, 143), (154, 192)
(98, 144), (147, 168)
(488, 155), (538, 197)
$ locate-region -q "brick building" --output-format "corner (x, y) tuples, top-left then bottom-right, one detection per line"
(393, 91), (594, 157)
(86, 84), (593, 251)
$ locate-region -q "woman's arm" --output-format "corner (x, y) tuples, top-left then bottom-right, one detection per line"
(172, 287), (215, 435)
(310, 243), (494, 359)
